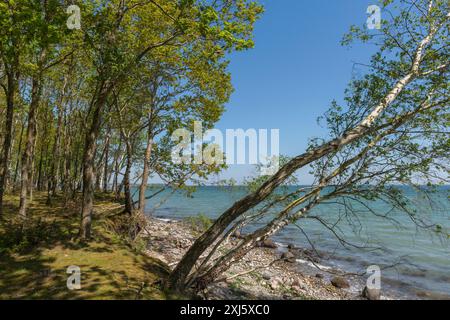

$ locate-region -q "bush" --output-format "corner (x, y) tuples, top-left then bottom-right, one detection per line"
(185, 213), (213, 234)
(104, 211), (148, 252)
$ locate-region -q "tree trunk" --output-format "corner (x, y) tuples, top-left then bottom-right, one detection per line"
(47, 74), (68, 204)
(113, 139), (123, 200)
(13, 118), (25, 189)
(123, 140), (133, 214)
(18, 74), (43, 218)
(138, 130), (153, 214)
(80, 84), (109, 240)
(103, 130), (110, 193)
(0, 71), (17, 217)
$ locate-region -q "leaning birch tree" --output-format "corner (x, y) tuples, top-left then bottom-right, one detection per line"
(167, 0), (450, 292)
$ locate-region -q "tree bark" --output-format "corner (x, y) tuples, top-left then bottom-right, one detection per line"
(113, 138), (123, 200)
(80, 83), (110, 239)
(18, 73), (44, 218)
(13, 118), (25, 189)
(138, 128), (153, 214)
(47, 74), (68, 204)
(0, 70), (17, 217)
(103, 129), (111, 193)
(123, 140), (133, 214)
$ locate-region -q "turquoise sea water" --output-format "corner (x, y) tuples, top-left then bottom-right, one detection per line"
(140, 185), (450, 299)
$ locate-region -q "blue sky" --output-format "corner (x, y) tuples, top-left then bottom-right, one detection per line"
(210, 0), (380, 184)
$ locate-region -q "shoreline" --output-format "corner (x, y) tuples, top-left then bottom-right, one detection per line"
(143, 216), (385, 300)
(144, 213), (450, 300)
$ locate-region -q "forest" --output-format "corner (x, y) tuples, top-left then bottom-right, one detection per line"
(0, 0), (448, 300)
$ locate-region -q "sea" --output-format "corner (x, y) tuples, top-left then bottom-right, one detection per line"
(139, 185), (450, 299)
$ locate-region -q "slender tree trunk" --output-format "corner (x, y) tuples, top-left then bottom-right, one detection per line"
(28, 144), (36, 203)
(103, 130), (110, 193)
(113, 139), (122, 199)
(138, 129), (153, 214)
(18, 74), (43, 218)
(47, 75), (68, 204)
(37, 130), (47, 191)
(62, 124), (71, 205)
(94, 135), (109, 192)
(13, 117), (25, 189)
(0, 71), (17, 217)
(123, 140), (133, 214)
(71, 138), (81, 200)
(80, 84), (110, 239)
(94, 164), (102, 192)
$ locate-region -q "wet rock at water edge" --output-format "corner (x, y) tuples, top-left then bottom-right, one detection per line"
(232, 230), (245, 239)
(259, 239), (277, 249)
(362, 286), (381, 300)
(330, 276), (350, 289)
(281, 251), (296, 263)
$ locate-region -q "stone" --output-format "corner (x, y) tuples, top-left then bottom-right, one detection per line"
(232, 230), (243, 239)
(262, 273), (271, 281)
(362, 286), (381, 300)
(292, 278), (304, 287)
(281, 251), (296, 263)
(291, 285), (303, 294)
(281, 251), (295, 260)
(269, 277), (282, 290)
(330, 276), (350, 289)
(261, 239), (277, 249)
(416, 291), (432, 298)
(315, 273), (324, 279)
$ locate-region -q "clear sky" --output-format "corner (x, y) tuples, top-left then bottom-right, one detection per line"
(211, 0), (380, 184)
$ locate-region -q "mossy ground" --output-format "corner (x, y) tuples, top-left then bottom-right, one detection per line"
(0, 192), (175, 300)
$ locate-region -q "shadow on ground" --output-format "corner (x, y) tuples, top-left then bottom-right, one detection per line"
(0, 193), (171, 300)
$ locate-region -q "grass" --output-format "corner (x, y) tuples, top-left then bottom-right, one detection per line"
(0, 192), (177, 300)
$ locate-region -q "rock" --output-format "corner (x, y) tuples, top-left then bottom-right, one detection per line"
(302, 249), (321, 263)
(262, 273), (271, 281)
(291, 278), (304, 287)
(330, 276), (350, 289)
(281, 251), (296, 263)
(232, 230), (244, 239)
(269, 277), (282, 290)
(291, 285), (304, 294)
(315, 273), (324, 279)
(362, 286), (381, 300)
(261, 239), (277, 249)
(416, 291), (432, 298)
(146, 251), (168, 264)
(281, 251), (295, 259)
